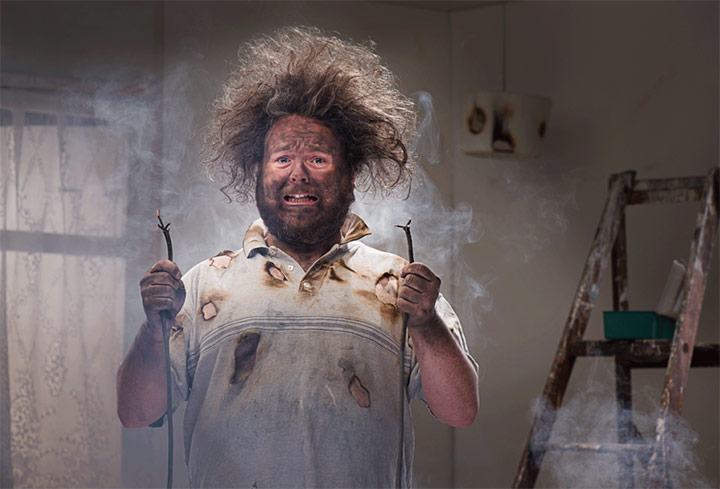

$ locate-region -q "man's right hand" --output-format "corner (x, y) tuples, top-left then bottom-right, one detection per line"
(140, 260), (186, 340)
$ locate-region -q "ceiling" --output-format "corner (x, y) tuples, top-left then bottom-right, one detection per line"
(378, 1), (502, 13)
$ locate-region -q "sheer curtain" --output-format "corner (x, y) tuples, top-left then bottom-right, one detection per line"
(1, 85), (129, 487)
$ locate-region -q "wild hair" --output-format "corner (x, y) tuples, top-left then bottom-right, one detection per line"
(203, 26), (417, 203)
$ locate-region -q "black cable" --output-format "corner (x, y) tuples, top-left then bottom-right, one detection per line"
(157, 211), (174, 489)
(394, 219), (413, 489)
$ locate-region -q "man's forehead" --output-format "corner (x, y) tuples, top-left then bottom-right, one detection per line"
(264, 115), (339, 152)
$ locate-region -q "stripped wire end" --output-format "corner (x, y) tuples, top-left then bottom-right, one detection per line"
(157, 209), (172, 233)
(156, 210), (174, 262)
(394, 218), (414, 263)
(394, 218), (412, 231)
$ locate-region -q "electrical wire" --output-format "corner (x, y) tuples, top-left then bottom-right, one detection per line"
(157, 211), (174, 489)
(394, 219), (414, 489)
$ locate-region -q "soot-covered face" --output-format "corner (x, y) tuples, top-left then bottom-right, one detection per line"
(256, 115), (354, 246)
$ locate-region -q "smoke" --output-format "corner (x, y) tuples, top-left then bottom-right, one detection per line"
(354, 92), (492, 355)
(72, 53), (261, 273)
(409, 91), (441, 166)
(481, 162), (579, 265)
(157, 56), (261, 271)
(354, 167), (492, 334)
(529, 359), (711, 488)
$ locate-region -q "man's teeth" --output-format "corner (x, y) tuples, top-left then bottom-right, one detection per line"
(285, 194), (317, 202)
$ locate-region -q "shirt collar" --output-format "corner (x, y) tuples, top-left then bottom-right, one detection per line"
(243, 213), (371, 258)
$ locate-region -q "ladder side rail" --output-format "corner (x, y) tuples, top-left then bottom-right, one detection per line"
(647, 168), (719, 488)
(513, 171), (636, 488)
(612, 199), (634, 487)
(615, 357), (636, 488)
(612, 208), (630, 311)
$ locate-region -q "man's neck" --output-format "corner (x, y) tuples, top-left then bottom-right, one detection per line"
(266, 231), (342, 272)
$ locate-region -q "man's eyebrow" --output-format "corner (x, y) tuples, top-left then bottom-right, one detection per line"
(268, 144), (294, 153)
(306, 145), (334, 153)
(267, 142), (335, 154)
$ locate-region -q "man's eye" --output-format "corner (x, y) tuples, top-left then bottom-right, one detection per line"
(310, 157), (326, 164)
(276, 157), (291, 164)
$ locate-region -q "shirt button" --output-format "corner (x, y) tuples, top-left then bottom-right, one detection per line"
(287, 265), (294, 271)
(302, 281), (312, 290)
(269, 249), (276, 257)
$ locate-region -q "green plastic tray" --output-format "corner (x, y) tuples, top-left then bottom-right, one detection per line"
(603, 311), (676, 340)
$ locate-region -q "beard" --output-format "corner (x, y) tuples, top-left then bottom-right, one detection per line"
(255, 174), (355, 247)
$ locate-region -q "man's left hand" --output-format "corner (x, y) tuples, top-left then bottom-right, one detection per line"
(398, 262), (441, 330)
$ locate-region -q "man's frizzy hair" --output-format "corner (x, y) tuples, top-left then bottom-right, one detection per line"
(203, 26), (417, 202)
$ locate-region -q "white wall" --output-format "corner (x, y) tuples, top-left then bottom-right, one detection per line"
(450, 2), (718, 487)
(2, 1), (717, 488)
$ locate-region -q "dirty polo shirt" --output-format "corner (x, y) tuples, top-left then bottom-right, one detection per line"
(167, 214), (476, 488)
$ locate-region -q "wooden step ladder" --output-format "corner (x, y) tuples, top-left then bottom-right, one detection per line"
(513, 168), (720, 488)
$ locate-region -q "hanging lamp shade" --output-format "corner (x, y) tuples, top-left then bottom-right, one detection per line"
(462, 90), (551, 159)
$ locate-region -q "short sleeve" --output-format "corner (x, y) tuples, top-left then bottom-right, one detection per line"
(407, 294), (478, 411)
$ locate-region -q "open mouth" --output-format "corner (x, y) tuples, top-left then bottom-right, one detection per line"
(283, 193), (318, 204)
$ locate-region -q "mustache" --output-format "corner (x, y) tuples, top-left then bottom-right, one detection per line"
(279, 183), (318, 193)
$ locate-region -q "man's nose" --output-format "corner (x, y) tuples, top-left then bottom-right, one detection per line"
(289, 161), (310, 183)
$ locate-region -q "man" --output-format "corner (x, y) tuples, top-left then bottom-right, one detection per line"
(117, 26), (478, 488)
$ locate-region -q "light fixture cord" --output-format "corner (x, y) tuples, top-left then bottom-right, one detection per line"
(502, 2), (507, 92)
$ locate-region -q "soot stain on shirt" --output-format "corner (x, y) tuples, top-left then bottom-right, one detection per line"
(328, 266), (344, 282)
(353, 288), (401, 323)
(374, 272), (402, 323)
(338, 358), (371, 408)
(199, 290), (230, 320)
(231, 332), (261, 385)
(374, 272), (398, 305)
(264, 261), (288, 287)
(354, 289), (377, 303)
(209, 250), (235, 269)
(381, 304), (401, 324)
(201, 302), (217, 320)
(337, 258), (355, 274)
(348, 375), (371, 408)
(173, 311), (188, 332)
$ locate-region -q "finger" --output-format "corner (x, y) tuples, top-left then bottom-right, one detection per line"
(145, 283), (177, 297)
(397, 297), (427, 317)
(397, 296), (416, 312)
(400, 263), (437, 283)
(398, 287), (422, 306)
(401, 274), (436, 295)
(140, 280), (181, 301)
(147, 260), (182, 279)
(174, 283), (186, 308)
(146, 296), (176, 307)
(401, 280), (423, 295)
(145, 297), (176, 311)
(140, 272), (180, 289)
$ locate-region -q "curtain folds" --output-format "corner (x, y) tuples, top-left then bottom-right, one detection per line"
(1, 89), (128, 488)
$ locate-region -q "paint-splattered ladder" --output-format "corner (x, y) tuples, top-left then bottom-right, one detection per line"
(513, 168), (719, 488)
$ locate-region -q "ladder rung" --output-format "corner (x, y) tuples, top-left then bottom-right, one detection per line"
(569, 340), (720, 367)
(531, 442), (653, 455)
(629, 176), (705, 205)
